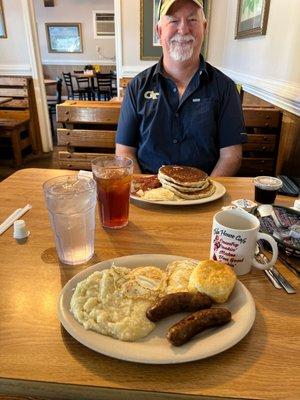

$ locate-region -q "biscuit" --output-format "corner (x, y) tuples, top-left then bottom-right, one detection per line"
(188, 260), (237, 303)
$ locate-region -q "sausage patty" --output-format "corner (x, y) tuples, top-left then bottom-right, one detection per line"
(146, 292), (212, 322)
(167, 308), (232, 346)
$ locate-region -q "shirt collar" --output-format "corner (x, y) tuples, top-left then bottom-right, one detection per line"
(153, 54), (208, 79)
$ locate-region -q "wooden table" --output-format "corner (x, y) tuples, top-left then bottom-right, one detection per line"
(0, 169), (299, 400)
(44, 79), (57, 86)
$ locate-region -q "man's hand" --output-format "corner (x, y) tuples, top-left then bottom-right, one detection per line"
(115, 143), (142, 174)
(210, 145), (242, 177)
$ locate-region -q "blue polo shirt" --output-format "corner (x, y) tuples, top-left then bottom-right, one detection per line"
(116, 56), (246, 174)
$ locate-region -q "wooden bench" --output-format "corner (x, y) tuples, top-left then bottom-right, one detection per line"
(56, 95), (282, 176)
(56, 100), (121, 170)
(0, 76), (41, 164)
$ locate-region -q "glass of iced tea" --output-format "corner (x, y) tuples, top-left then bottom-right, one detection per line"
(91, 155), (133, 229)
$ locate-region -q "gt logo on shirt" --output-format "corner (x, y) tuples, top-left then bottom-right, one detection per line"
(144, 91), (160, 100)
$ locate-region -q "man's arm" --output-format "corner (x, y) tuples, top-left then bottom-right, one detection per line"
(115, 143), (142, 174)
(210, 144), (242, 177)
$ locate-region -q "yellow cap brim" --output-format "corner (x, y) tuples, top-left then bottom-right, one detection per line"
(159, 0), (204, 18)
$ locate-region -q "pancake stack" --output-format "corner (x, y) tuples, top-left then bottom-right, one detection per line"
(158, 165), (215, 200)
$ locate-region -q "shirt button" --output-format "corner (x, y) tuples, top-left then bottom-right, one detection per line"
(173, 87), (177, 93)
(175, 112), (179, 117)
(173, 138), (178, 144)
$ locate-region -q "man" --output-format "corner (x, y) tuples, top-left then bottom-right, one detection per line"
(116, 0), (246, 176)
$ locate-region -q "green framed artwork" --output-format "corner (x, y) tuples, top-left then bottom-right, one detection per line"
(45, 23), (83, 53)
(0, 0), (7, 38)
(140, 0), (211, 60)
(235, 0), (270, 39)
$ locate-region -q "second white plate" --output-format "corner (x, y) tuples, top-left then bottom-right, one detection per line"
(130, 181), (226, 205)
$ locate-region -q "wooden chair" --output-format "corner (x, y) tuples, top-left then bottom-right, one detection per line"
(0, 110), (37, 166)
(56, 100), (121, 170)
(47, 78), (62, 138)
(62, 72), (86, 100)
(74, 76), (93, 100)
(110, 71), (117, 97)
(93, 73), (112, 101)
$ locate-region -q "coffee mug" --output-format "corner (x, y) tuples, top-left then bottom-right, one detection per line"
(210, 208), (278, 275)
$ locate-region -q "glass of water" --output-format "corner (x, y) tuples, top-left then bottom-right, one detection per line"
(43, 175), (96, 265)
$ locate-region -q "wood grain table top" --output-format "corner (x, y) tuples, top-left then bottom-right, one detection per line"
(58, 99), (122, 109)
(44, 79), (57, 86)
(0, 168), (299, 400)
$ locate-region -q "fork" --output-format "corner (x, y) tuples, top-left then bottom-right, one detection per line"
(257, 241), (296, 294)
(255, 245), (281, 289)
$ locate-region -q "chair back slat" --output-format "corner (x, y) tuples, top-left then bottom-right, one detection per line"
(110, 71), (117, 96)
(95, 73), (112, 89)
(94, 73), (112, 101)
(75, 77), (90, 90)
(62, 72), (75, 98)
(56, 79), (62, 104)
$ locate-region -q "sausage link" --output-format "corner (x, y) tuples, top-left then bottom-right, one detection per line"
(146, 292), (212, 322)
(167, 308), (231, 346)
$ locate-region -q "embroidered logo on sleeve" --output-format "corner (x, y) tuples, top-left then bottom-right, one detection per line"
(144, 91), (160, 100)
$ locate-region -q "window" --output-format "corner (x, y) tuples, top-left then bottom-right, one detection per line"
(93, 10), (115, 38)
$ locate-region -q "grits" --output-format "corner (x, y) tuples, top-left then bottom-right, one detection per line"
(70, 265), (167, 341)
(70, 259), (198, 341)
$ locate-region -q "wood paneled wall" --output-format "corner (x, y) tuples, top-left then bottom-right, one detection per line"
(276, 110), (300, 175)
(238, 92), (299, 176)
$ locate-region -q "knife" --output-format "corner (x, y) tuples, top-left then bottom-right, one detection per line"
(270, 266), (296, 294)
(264, 269), (282, 289)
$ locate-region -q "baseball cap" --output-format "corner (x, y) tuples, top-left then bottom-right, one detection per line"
(158, 0), (204, 19)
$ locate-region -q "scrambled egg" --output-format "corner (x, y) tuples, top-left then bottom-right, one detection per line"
(138, 187), (178, 201)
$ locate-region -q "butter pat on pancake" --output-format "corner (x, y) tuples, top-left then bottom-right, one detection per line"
(188, 260), (237, 303)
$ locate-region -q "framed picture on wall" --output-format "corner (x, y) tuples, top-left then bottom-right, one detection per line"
(45, 23), (83, 53)
(140, 0), (211, 60)
(235, 0), (271, 39)
(140, 0), (161, 60)
(0, 0), (7, 38)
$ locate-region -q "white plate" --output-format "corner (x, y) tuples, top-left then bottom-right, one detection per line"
(58, 254), (255, 364)
(130, 181), (226, 205)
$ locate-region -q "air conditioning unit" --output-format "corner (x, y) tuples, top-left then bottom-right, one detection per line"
(93, 11), (115, 38)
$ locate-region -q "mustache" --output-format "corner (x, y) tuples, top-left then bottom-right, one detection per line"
(170, 34), (195, 44)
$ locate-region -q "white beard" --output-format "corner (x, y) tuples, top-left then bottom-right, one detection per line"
(169, 34), (195, 62)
